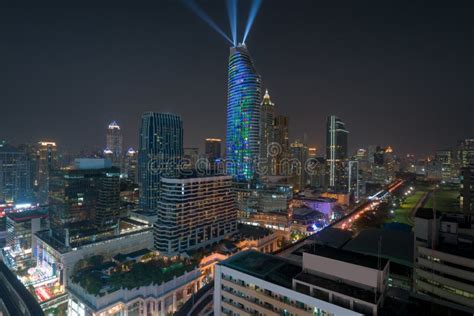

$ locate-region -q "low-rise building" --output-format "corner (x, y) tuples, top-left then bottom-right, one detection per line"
(33, 218), (153, 287)
(214, 246), (389, 316)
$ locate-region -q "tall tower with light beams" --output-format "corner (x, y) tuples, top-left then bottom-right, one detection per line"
(226, 44), (262, 180)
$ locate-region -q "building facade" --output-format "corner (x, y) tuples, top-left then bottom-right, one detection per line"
(204, 138), (222, 166)
(106, 121), (123, 166)
(37, 141), (58, 204)
(154, 174), (237, 256)
(138, 113), (183, 210)
(226, 44), (262, 180)
(326, 116), (348, 191)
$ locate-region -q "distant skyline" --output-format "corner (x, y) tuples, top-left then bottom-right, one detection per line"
(1, 1), (472, 156)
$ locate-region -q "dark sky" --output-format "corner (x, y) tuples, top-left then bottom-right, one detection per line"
(1, 0), (473, 156)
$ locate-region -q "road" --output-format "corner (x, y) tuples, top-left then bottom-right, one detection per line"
(334, 179), (405, 231)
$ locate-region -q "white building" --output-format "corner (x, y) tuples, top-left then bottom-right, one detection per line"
(214, 247), (389, 316)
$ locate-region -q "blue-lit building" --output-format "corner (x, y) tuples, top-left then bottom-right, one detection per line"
(226, 44), (262, 180)
(0, 142), (31, 203)
(138, 113), (183, 210)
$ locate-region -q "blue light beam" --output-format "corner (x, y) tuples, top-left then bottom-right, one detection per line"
(182, 0), (233, 45)
(243, 0), (262, 43)
(226, 0), (237, 46)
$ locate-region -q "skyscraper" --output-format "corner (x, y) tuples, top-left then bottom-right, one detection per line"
(226, 44), (262, 180)
(124, 147), (138, 183)
(37, 141), (57, 204)
(259, 89), (275, 165)
(273, 115), (289, 175)
(204, 138), (222, 165)
(326, 115), (348, 190)
(0, 143), (31, 203)
(138, 113), (183, 210)
(106, 121), (123, 166)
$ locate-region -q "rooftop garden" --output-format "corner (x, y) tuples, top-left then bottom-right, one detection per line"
(71, 254), (198, 296)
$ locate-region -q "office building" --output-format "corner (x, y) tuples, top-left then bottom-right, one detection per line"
(37, 141), (58, 204)
(289, 140), (309, 191)
(436, 149), (457, 184)
(49, 159), (120, 237)
(124, 147), (138, 183)
(0, 143), (31, 203)
(204, 138), (222, 166)
(106, 121), (123, 165)
(226, 44), (262, 180)
(138, 113), (183, 210)
(273, 115), (290, 175)
(326, 116), (348, 190)
(154, 173), (237, 256)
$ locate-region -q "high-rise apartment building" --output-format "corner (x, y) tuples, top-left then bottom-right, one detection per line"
(138, 113), (183, 210)
(326, 116), (348, 190)
(154, 173), (237, 256)
(458, 139), (474, 168)
(226, 44), (262, 180)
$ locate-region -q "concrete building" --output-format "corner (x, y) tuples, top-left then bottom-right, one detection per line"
(68, 264), (201, 316)
(33, 219), (153, 287)
(214, 247), (389, 316)
(154, 173), (237, 256)
(413, 208), (474, 312)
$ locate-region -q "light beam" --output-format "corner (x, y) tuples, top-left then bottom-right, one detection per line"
(243, 0), (262, 43)
(226, 0), (238, 46)
(182, 0), (233, 45)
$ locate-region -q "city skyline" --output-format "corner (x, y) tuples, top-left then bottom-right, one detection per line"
(1, 1), (472, 156)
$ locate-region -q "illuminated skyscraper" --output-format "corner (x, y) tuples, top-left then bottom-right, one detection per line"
(259, 89), (275, 164)
(138, 113), (183, 210)
(124, 148), (138, 183)
(106, 121), (123, 165)
(226, 44), (262, 180)
(326, 115), (348, 190)
(37, 141), (57, 204)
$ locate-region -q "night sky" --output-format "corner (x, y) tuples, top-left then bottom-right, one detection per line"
(1, 1), (472, 156)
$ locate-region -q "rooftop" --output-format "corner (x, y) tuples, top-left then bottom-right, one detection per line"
(343, 228), (414, 267)
(302, 244), (389, 270)
(415, 208), (441, 220)
(6, 209), (48, 222)
(221, 250), (301, 288)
